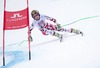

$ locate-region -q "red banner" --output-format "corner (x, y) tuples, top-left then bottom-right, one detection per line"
(4, 8), (29, 30)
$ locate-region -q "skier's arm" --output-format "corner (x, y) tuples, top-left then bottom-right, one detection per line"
(30, 22), (35, 32)
(28, 22), (34, 42)
(44, 15), (57, 23)
(44, 15), (61, 30)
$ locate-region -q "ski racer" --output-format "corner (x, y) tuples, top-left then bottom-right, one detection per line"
(29, 10), (83, 42)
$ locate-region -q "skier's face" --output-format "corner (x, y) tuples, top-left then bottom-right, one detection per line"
(32, 13), (40, 21)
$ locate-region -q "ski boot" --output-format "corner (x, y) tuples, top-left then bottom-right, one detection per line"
(70, 28), (83, 36)
(53, 32), (63, 42)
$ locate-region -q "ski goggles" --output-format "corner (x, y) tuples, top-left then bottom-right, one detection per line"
(32, 13), (39, 18)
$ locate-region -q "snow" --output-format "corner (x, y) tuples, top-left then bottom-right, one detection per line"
(0, 0), (100, 68)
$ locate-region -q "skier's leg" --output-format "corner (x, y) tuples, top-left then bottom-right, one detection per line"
(56, 27), (83, 36)
(41, 29), (63, 42)
(44, 23), (82, 36)
(54, 23), (83, 36)
(53, 32), (63, 42)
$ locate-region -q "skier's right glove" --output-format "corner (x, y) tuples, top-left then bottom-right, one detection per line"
(28, 30), (33, 42)
(30, 35), (33, 42)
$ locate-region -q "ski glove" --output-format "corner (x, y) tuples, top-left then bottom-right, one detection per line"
(30, 35), (33, 42)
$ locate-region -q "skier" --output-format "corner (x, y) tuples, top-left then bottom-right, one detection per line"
(29, 10), (83, 42)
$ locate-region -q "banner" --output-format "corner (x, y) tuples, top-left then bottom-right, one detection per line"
(4, 8), (29, 30)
